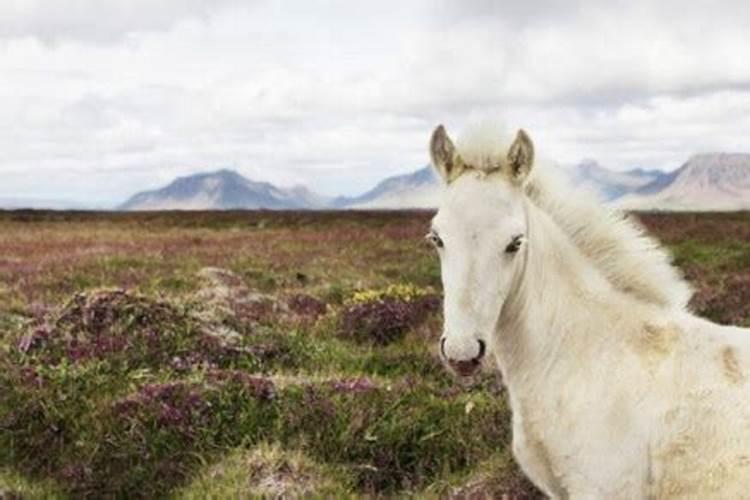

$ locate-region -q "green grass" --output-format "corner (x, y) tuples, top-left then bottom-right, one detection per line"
(0, 467), (66, 499)
(670, 240), (750, 272)
(1, 210), (748, 498)
(0, 284), (515, 497)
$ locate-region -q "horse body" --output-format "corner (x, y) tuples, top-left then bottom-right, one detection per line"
(501, 202), (750, 498)
(427, 124), (750, 498)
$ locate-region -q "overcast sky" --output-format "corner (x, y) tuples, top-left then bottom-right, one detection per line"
(2, 0), (750, 205)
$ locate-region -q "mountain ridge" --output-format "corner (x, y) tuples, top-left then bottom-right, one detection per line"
(90, 153), (750, 212)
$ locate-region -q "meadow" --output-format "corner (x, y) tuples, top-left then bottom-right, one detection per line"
(1, 210), (749, 498)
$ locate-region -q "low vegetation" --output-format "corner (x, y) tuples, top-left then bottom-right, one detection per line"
(1, 210), (748, 498)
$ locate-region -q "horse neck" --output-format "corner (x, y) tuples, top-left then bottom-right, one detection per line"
(494, 200), (620, 386)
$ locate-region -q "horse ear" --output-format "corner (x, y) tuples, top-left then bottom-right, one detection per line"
(430, 125), (464, 183)
(507, 129), (534, 183)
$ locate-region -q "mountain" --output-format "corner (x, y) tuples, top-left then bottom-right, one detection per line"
(337, 161), (666, 209)
(334, 166), (441, 209)
(119, 169), (330, 211)
(117, 154), (750, 212)
(617, 154), (750, 211)
(567, 160), (669, 201)
(334, 156), (750, 211)
(285, 185), (332, 209)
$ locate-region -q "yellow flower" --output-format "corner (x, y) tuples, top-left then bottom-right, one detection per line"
(346, 284), (433, 305)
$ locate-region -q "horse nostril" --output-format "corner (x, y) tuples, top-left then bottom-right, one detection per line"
(476, 339), (486, 360)
(440, 337), (447, 359)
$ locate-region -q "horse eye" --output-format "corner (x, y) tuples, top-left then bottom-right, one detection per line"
(426, 232), (444, 249)
(505, 234), (524, 254)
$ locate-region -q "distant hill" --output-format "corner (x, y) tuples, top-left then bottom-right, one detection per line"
(345, 156), (750, 211)
(119, 169), (330, 211)
(566, 160), (669, 201)
(333, 166), (441, 209)
(617, 154), (750, 211)
(121, 167), (443, 211)
(116, 154), (750, 212)
(341, 161), (668, 209)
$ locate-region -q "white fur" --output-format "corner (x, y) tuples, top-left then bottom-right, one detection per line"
(432, 126), (750, 498)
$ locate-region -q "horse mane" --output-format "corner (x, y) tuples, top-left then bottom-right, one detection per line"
(523, 167), (693, 310)
(455, 125), (693, 310)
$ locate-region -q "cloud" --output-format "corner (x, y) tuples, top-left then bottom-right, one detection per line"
(0, 0), (246, 43)
(0, 0), (749, 204)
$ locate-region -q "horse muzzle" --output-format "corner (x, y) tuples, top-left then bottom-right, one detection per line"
(440, 337), (486, 377)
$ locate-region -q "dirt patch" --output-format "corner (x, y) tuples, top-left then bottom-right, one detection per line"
(628, 322), (682, 369)
(197, 267), (328, 326)
(197, 267), (287, 324)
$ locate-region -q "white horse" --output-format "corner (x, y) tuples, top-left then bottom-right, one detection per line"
(428, 124), (750, 499)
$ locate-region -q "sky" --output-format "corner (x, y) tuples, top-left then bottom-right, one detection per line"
(1, 0), (750, 206)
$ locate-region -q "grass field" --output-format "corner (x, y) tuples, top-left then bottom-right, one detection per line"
(1, 210), (749, 498)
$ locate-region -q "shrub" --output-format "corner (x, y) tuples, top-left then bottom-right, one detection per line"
(338, 295), (440, 345)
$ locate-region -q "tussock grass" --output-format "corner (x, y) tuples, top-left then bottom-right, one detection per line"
(0, 467), (66, 499)
(174, 443), (352, 498)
